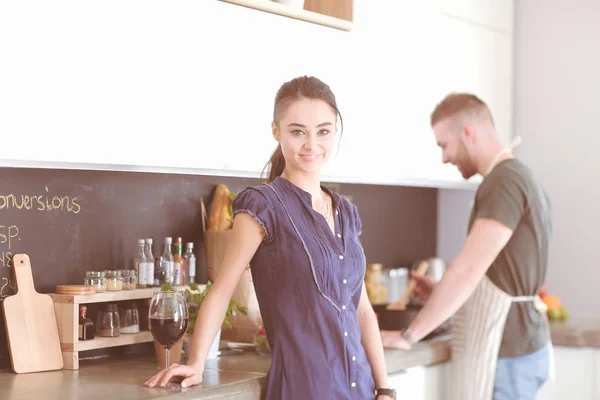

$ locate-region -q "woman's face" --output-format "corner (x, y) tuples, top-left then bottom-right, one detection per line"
(273, 97), (338, 177)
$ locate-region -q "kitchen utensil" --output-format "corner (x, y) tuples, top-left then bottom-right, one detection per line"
(386, 260), (429, 311)
(2, 254), (64, 373)
(412, 257), (447, 281)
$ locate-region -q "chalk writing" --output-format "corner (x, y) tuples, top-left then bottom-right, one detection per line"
(0, 277), (16, 299)
(0, 225), (19, 250)
(0, 186), (81, 214)
(0, 224), (19, 268)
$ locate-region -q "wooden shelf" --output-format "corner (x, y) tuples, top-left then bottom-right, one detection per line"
(50, 285), (202, 369)
(74, 331), (153, 352)
(218, 0), (354, 32)
(49, 286), (191, 305)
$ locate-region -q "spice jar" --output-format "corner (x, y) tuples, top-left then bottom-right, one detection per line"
(84, 271), (107, 293)
(122, 270), (137, 290)
(105, 270), (123, 291)
(118, 301), (140, 334)
(96, 303), (120, 337)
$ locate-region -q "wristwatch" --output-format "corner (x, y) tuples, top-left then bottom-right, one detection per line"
(401, 327), (417, 346)
(375, 388), (396, 399)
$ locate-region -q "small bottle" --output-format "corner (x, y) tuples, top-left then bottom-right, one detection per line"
(155, 255), (166, 286)
(173, 237), (185, 285)
(183, 242), (196, 284)
(79, 305), (95, 341)
(135, 239), (147, 288)
(161, 237), (174, 285)
(144, 238), (155, 286)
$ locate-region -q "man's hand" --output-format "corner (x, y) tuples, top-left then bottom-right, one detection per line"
(380, 330), (412, 350)
(411, 271), (438, 301)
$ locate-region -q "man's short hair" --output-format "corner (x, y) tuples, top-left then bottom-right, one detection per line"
(430, 93), (494, 127)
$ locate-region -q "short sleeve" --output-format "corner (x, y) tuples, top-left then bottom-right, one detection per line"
(473, 172), (526, 231)
(232, 187), (276, 241)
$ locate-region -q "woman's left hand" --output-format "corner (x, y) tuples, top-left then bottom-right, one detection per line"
(380, 330), (412, 350)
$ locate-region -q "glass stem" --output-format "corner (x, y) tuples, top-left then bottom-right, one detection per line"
(165, 348), (170, 370)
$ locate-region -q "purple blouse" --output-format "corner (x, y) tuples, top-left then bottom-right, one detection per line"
(232, 177), (375, 400)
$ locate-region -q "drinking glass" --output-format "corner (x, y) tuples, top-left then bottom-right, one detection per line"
(148, 290), (189, 389)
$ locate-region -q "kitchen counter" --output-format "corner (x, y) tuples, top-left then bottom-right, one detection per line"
(2, 317), (597, 400)
(550, 316), (600, 348)
(0, 336), (451, 400)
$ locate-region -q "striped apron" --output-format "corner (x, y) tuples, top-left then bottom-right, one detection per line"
(449, 276), (554, 400)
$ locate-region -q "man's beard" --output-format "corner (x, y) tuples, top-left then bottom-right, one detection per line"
(456, 139), (477, 179)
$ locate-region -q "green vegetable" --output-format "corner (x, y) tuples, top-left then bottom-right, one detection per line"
(161, 281), (248, 334)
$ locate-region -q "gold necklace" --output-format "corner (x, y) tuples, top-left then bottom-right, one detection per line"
(321, 191), (332, 225)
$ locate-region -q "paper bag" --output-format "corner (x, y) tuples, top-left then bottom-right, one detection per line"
(202, 198), (263, 343)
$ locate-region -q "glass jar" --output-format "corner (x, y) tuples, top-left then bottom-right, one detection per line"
(365, 263), (387, 304)
(84, 271), (107, 293)
(96, 303), (120, 337)
(122, 269), (137, 290)
(105, 270), (123, 291)
(118, 301), (140, 334)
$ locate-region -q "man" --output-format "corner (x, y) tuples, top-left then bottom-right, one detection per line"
(381, 93), (553, 400)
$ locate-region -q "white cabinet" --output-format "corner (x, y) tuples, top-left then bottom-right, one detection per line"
(1, 1), (514, 190)
(536, 346), (596, 400)
(430, 0), (515, 34)
(424, 362), (450, 400)
(389, 362), (450, 400)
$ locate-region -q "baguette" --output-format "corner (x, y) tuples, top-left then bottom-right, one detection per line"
(208, 184), (233, 231)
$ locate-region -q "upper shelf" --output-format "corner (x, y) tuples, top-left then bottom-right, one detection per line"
(218, 0), (354, 32)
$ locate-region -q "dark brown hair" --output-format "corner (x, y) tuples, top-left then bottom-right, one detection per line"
(263, 76), (343, 182)
(430, 92), (494, 127)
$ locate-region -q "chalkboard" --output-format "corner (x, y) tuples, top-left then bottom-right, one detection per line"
(0, 167), (437, 369)
(0, 167), (263, 368)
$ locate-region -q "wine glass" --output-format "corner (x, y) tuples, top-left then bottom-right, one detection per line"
(149, 290), (189, 389)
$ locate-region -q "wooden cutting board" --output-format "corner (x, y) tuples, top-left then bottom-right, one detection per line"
(2, 254), (63, 373)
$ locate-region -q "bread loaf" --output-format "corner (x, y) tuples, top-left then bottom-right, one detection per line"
(208, 184), (233, 231)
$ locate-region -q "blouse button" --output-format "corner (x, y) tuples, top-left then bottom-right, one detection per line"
(336, 210), (339, 216)
(337, 233), (342, 238)
(351, 382), (356, 388)
(339, 255), (344, 260)
(342, 305), (346, 310)
(344, 331), (348, 337)
(352, 356), (356, 361)
(342, 279), (347, 284)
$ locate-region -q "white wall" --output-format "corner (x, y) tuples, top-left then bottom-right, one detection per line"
(513, 0), (600, 317)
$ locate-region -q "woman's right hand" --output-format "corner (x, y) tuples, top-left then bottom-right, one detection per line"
(144, 363), (203, 388)
(411, 271), (438, 301)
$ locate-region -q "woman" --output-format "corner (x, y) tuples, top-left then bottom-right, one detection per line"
(145, 76), (393, 399)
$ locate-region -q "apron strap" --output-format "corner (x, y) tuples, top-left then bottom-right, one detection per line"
(511, 294), (556, 382)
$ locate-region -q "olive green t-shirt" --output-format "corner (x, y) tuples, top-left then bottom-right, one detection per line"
(468, 158), (553, 358)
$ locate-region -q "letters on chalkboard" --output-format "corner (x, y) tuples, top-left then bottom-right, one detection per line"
(0, 186), (82, 299)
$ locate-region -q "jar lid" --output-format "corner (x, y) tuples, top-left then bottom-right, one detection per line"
(367, 263), (383, 271)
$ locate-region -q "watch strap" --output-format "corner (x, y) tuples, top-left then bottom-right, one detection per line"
(375, 388), (396, 398)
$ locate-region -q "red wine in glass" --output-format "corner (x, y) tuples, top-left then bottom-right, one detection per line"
(150, 317), (189, 349)
(148, 290), (189, 389)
